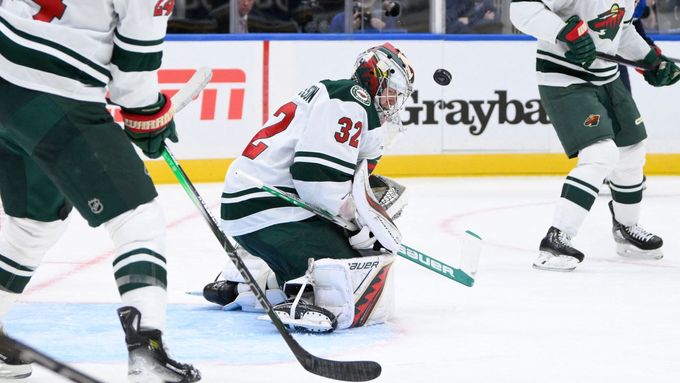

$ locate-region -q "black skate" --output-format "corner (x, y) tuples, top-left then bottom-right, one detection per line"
(271, 299), (337, 333)
(202, 279), (238, 306)
(533, 226), (585, 272)
(117, 306), (201, 383)
(609, 201), (663, 259)
(0, 347), (31, 379)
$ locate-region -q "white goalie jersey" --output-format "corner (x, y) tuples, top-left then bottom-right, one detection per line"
(221, 79), (383, 236)
(510, 0), (652, 87)
(0, 0), (171, 107)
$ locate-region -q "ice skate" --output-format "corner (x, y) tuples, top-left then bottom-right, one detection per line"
(270, 298), (337, 333)
(0, 327), (31, 379)
(609, 201), (663, 260)
(533, 226), (584, 272)
(118, 306), (201, 383)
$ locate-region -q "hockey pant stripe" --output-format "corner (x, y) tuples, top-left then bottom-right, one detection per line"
(112, 248), (167, 295)
(561, 177), (599, 211)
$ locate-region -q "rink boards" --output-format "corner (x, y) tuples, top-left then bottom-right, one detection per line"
(137, 35), (680, 182)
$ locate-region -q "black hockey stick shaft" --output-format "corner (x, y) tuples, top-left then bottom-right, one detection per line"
(596, 52), (654, 69)
(161, 147), (381, 382)
(0, 335), (103, 383)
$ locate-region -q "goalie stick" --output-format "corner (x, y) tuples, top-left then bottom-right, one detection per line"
(234, 170), (481, 287)
(0, 335), (102, 383)
(162, 70), (381, 382)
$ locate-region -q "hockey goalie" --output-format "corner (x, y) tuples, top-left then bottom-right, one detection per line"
(204, 42), (415, 333)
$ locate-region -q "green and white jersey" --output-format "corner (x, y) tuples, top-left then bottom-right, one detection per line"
(221, 79), (383, 236)
(510, 0), (651, 87)
(0, 0), (171, 107)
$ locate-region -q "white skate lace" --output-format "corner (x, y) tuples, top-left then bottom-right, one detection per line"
(555, 230), (573, 247)
(625, 225), (654, 242)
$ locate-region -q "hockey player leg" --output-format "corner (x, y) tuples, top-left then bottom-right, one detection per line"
(608, 142), (662, 259)
(0, 216), (67, 378)
(105, 200), (200, 383)
(535, 140), (618, 271)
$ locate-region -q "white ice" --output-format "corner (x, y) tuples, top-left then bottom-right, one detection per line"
(7, 176), (680, 383)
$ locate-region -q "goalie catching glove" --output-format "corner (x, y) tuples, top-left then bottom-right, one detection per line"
(343, 160), (404, 254)
(121, 93), (178, 158)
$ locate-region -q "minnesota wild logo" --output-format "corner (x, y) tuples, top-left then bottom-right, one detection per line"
(584, 114), (601, 127)
(588, 4), (626, 40)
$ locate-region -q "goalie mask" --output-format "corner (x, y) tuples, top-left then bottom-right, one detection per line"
(352, 42), (415, 121)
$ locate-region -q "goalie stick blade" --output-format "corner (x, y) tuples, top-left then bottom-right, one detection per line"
(0, 335), (103, 383)
(294, 349), (382, 382)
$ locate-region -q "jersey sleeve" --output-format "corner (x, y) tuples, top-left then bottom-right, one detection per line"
(108, 0), (171, 108)
(291, 93), (367, 217)
(617, 16), (653, 61)
(510, 0), (567, 43)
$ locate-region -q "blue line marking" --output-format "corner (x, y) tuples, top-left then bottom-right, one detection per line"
(4, 303), (394, 364)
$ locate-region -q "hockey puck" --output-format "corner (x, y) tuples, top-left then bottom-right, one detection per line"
(433, 68), (452, 86)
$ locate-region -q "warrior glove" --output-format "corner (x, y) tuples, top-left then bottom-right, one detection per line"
(640, 47), (680, 87)
(121, 93), (178, 158)
(557, 15), (596, 69)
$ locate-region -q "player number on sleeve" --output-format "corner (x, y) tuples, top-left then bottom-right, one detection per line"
(242, 102), (298, 160)
(334, 117), (362, 148)
(154, 0), (175, 16)
(32, 0), (66, 22)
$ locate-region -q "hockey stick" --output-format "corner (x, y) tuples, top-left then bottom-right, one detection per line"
(162, 71), (382, 382)
(233, 170), (481, 287)
(0, 334), (103, 383)
(596, 52), (654, 70)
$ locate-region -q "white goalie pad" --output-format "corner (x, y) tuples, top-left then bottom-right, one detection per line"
(352, 160), (402, 253)
(312, 253), (396, 330)
(221, 247), (286, 312)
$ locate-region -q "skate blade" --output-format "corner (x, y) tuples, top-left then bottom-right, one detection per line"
(532, 251), (579, 272)
(0, 364), (32, 379)
(616, 244), (663, 260)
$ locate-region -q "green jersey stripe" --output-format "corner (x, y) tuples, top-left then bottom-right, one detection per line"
(222, 186), (297, 199)
(221, 197), (299, 221)
(0, 270), (31, 294)
(295, 151), (356, 170)
(114, 30), (164, 47)
(291, 161), (354, 182)
(111, 45), (163, 72)
(537, 58), (618, 83)
(537, 50), (618, 73)
(0, 15), (110, 80)
(0, 32), (107, 87)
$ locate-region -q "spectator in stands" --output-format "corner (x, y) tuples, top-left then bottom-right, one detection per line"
(167, 0), (255, 33)
(329, 0), (402, 33)
(446, 0), (502, 34)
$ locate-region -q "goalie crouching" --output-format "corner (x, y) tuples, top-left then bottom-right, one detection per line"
(206, 42), (415, 333)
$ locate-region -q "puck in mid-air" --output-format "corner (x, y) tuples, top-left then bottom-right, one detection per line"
(433, 68), (452, 86)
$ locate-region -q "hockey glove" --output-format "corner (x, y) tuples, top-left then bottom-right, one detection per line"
(121, 93), (178, 158)
(557, 15), (596, 68)
(640, 48), (680, 87)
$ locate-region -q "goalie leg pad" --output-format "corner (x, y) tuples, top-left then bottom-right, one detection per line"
(313, 253), (396, 330)
(219, 255), (286, 312)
